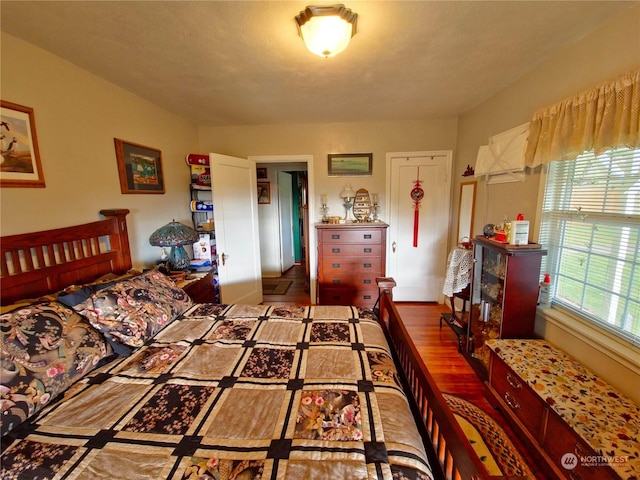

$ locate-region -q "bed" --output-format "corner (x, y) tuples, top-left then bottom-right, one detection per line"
(0, 209), (488, 480)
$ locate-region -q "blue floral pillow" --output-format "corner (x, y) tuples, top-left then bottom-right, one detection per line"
(0, 301), (112, 436)
(72, 270), (192, 351)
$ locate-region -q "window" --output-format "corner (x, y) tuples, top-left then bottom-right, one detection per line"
(539, 147), (640, 346)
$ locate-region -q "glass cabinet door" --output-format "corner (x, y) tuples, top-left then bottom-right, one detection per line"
(468, 236), (546, 370)
(470, 243), (506, 366)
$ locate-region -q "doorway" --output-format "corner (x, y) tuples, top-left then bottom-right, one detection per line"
(251, 155), (315, 303)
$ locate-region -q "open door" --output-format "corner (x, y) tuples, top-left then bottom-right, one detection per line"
(210, 153), (263, 304)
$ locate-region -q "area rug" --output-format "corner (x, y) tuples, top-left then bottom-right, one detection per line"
(262, 279), (293, 295)
(443, 393), (535, 477)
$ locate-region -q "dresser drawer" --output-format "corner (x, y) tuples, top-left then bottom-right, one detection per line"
(543, 411), (618, 480)
(320, 229), (382, 244)
(322, 257), (383, 273)
(322, 273), (378, 289)
(489, 354), (545, 439)
(322, 243), (382, 257)
(319, 287), (378, 306)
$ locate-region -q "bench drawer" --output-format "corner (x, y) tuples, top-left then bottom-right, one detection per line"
(543, 411), (618, 480)
(489, 354), (545, 439)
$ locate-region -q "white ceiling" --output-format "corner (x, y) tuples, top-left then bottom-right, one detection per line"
(1, 1), (636, 127)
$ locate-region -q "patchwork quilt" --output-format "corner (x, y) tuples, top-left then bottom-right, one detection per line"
(1, 304), (433, 480)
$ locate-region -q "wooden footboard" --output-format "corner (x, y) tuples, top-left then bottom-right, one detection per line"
(376, 279), (487, 480)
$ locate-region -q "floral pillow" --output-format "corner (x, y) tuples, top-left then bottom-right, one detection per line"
(0, 301), (112, 437)
(72, 270), (192, 352)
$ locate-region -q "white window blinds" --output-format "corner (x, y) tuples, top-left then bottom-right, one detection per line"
(539, 147), (640, 345)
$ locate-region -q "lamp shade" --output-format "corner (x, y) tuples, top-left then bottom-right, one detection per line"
(149, 221), (198, 247)
(149, 221), (199, 271)
(295, 4), (357, 58)
(340, 185), (356, 199)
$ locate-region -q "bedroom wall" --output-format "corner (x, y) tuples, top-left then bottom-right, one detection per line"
(197, 118), (458, 226)
(455, 5), (640, 403)
(0, 33), (200, 269)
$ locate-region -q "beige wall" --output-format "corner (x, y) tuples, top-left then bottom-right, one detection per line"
(198, 119), (458, 225)
(455, 6), (640, 403)
(1, 33), (200, 268)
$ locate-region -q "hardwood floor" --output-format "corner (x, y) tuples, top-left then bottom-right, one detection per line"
(262, 263), (312, 305)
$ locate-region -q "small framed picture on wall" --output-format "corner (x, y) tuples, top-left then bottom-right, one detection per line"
(258, 182), (270, 204)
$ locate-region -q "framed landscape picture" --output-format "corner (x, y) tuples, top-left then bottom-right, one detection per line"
(328, 153), (372, 176)
(114, 138), (165, 194)
(0, 101), (46, 188)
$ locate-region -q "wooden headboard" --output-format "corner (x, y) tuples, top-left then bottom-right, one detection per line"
(1, 209), (132, 305)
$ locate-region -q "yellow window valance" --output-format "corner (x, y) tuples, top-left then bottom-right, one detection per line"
(525, 70), (640, 167)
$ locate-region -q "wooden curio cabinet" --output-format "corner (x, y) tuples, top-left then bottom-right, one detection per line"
(467, 235), (546, 368)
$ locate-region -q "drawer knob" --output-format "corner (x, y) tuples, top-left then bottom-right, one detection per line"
(504, 391), (520, 410)
(364, 295), (371, 300)
(364, 234), (372, 239)
(506, 373), (522, 389)
(331, 234), (340, 239)
(364, 263), (372, 268)
(332, 279), (341, 284)
(363, 248), (372, 253)
(332, 263), (341, 268)
(363, 279), (371, 284)
(332, 248), (341, 253)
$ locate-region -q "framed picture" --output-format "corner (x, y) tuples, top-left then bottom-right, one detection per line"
(114, 138), (165, 194)
(258, 181), (270, 204)
(0, 101), (46, 188)
(328, 153), (373, 176)
(256, 167), (268, 179)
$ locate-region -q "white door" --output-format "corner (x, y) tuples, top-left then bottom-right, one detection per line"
(210, 153), (263, 304)
(278, 171), (295, 272)
(387, 152), (452, 301)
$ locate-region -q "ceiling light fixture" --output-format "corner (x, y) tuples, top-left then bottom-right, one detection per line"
(295, 4), (358, 58)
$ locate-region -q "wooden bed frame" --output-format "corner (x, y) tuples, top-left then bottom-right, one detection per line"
(0, 210), (491, 480)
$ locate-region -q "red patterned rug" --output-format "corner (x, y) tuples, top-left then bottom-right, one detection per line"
(444, 393), (535, 477)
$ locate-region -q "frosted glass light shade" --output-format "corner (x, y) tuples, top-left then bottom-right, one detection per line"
(340, 184), (356, 199)
(296, 5), (357, 58)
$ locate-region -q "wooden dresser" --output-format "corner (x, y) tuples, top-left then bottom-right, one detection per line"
(316, 223), (388, 308)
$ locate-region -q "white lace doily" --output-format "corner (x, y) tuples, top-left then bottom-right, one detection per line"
(442, 248), (473, 297)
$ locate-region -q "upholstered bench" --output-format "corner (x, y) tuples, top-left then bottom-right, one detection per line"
(485, 339), (639, 480)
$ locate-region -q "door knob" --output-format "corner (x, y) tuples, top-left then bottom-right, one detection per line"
(221, 253), (228, 266)
(392, 241), (397, 253)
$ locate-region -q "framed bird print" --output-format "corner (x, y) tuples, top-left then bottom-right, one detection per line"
(0, 100), (46, 188)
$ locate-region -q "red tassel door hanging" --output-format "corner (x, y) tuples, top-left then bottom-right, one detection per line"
(410, 167), (424, 247)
